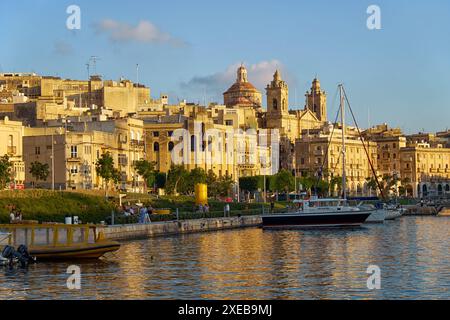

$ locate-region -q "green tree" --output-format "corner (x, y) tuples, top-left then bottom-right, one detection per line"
(166, 165), (189, 195)
(330, 175), (342, 197)
(155, 172), (167, 189)
(298, 175), (315, 194)
(134, 159), (156, 191)
(95, 152), (117, 196)
(239, 176), (261, 192)
(365, 176), (378, 196)
(0, 154), (12, 189)
(29, 161), (49, 188)
(206, 170), (218, 197)
(0, 155), (13, 189)
(185, 167), (207, 194)
(215, 174), (234, 197)
(273, 169), (294, 192)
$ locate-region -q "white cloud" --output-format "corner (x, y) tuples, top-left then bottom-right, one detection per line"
(180, 60), (297, 103)
(53, 40), (74, 56)
(94, 19), (187, 46)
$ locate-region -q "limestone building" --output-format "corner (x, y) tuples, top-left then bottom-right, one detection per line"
(0, 117), (25, 188)
(295, 123), (378, 196)
(400, 143), (450, 197)
(23, 118), (146, 192)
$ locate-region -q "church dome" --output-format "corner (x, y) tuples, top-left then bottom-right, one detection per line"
(223, 65), (262, 108)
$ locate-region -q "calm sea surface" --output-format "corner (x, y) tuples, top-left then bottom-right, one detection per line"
(0, 216), (449, 300)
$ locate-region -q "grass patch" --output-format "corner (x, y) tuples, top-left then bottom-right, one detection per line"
(0, 190), (115, 224)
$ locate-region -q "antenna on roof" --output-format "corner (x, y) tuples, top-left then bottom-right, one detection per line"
(90, 56), (100, 75)
(136, 64), (139, 84)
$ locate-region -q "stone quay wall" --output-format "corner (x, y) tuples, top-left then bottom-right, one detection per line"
(98, 215), (262, 241)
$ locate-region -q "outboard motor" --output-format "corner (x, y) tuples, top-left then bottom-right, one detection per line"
(17, 245), (35, 266)
(1, 245), (34, 268)
(1, 245), (16, 267)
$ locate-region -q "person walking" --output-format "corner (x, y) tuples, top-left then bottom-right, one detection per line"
(224, 203), (230, 217)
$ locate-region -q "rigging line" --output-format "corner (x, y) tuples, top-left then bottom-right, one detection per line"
(312, 98), (341, 196)
(328, 85), (340, 121)
(341, 86), (385, 200)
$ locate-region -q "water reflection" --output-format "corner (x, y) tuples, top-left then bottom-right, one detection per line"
(0, 217), (449, 300)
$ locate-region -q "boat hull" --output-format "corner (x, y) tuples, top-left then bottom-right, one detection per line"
(29, 241), (120, 260)
(385, 210), (402, 221)
(262, 211), (373, 229)
(365, 209), (386, 223)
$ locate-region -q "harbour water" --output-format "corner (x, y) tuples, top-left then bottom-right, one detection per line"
(0, 216), (449, 300)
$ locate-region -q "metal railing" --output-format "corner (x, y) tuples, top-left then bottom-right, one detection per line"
(0, 224), (97, 247)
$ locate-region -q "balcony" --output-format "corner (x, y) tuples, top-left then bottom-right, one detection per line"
(130, 139), (145, 148)
(67, 156), (81, 162)
(7, 146), (17, 155)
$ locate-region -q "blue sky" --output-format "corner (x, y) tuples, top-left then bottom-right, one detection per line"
(1, 0), (450, 133)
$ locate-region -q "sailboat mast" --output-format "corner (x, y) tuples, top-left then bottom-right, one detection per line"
(339, 84), (347, 199)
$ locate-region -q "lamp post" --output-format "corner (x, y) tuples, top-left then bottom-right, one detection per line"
(51, 132), (55, 190)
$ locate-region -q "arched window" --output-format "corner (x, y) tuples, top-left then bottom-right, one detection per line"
(191, 135), (196, 152)
(130, 130), (135, 141)
(272, 98), (278, 110)
(154, 142), (159, 152)
(168, 142), (174, 152)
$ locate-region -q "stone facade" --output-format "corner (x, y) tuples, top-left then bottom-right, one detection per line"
(295, 123), (378, 196)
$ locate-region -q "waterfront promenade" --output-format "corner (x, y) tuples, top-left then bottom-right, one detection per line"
(99, 215), (262, 241)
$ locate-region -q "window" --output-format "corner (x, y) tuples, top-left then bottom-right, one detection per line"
(70, 165), (78, 174)
(154, 142), (160, 152)
(153, 131), (159, 137)
(35, 147), (40, 155)
(84, 146), (91, 154)
(168, 131), (173, 137)
(272, 98), (278, 110)
(168, 142), (174, 152)
(191, 135), (196, 152)
(71, 146), (78, 158)
(225, 120), (233, 126)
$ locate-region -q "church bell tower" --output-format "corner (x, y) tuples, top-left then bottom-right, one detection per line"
(266, 70), (289, 116)
(305, 78), (327, 122)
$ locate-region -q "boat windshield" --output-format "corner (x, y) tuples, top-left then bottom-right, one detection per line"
(294, 199), (346, 207)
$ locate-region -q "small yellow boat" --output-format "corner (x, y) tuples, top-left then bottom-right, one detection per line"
(0, 223), (120, 261)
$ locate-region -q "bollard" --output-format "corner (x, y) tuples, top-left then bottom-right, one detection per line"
(111, 210), (115, 226)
